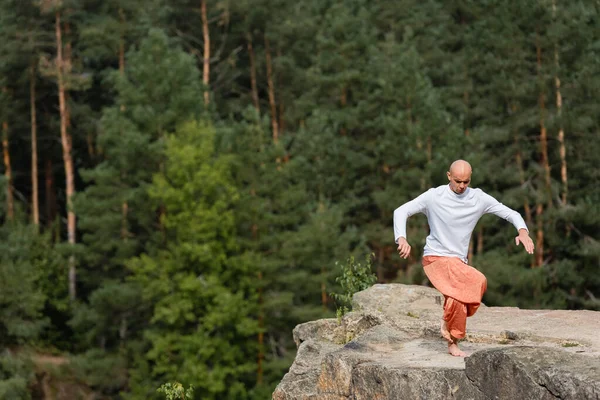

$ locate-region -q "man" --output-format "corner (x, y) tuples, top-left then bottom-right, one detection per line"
(393, 160), (534, 357)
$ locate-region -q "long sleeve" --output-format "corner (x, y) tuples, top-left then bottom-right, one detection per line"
(481, 192), (528, 232)
(393, 190), (431, 243)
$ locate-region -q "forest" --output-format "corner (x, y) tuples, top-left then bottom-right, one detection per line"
(0, 0), (598, 398)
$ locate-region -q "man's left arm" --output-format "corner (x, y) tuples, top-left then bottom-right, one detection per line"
(482, 193), (535, 255)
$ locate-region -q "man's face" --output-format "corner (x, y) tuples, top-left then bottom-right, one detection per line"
(447, 169), (471, 195)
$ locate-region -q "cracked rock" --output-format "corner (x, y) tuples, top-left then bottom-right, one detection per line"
(465, 346), (600, 400)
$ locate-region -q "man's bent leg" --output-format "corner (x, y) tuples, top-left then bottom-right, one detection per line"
(443, 296), (467, 339)
(422, 256), (487, 357)
(443, 296), (468, 357)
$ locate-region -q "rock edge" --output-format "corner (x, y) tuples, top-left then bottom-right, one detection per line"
(273, 284), (600, 400)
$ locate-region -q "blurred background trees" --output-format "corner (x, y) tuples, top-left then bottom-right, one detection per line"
(0, 0), (598, 398)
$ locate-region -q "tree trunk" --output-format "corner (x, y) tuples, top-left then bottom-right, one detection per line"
(85, 12), (102, 158)
(118, 15), (130, 243)
(119, 202), (129, 240)
(119, 313), (129, 350)
(535, 204), (544, 267)
(265, 37), (279, 143)
(86, 133), (95, 158)
(201, 0), (210, 105)
(515, 146), (533, 227)
(512, 104), (533, 227)
(555, 80), (568, 205)
(31, 64), (40, 228)
(1, 118), (14, 221)
(476, 226), (484, 255)
(408, 97), (426, 191)
(277, 47), (284, 134)
(552, 0), (568, 206)
(64, 21), (72, 130)
(534, 33), (548, 268)
(119, 8), (125, 78)
(56, 11), (77, 300)
(461, 14), (471, 138)
(45, 158), (57, 226)
(536, 33), (552, 204)
(539, 112), (551, 201)
(247, 34), (260, 113)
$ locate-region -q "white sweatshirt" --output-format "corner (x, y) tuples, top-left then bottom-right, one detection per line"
(393, 185), (528, 263)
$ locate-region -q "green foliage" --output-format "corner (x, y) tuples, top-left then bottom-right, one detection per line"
(69, 349), (128, 394)
(77, 27), (205, 276)
(157, 382), (194, 400)
(127, 120), (258, 399)
(0, 217), (50, 346)
(0, 351), (35, 400)
(71, 27), (206, 396)
(0, 0), (599, 398)
(330, 254), (377, 319)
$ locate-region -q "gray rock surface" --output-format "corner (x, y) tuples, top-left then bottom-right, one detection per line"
(466, 347), (600, 400)
(272, 284), (600, 400)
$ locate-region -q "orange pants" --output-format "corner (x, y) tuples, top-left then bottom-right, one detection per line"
(422, 256), (487, 339)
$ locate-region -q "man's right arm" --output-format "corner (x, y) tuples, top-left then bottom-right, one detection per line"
(393, 190), (430, 258)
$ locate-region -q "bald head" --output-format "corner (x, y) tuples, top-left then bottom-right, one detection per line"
(449, 160), (472, 175)
(447, 160), (472, 194)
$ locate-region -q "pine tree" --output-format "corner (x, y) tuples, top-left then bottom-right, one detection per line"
(0, 219), (48, 347)
(543, 0), (600, 310)
(127, 121), (258, 400)
(76, 27), (203, 287)
(72, 28), (205, 395)
(0, 2), (599, 398)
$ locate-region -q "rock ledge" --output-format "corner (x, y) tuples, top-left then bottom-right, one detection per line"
(273, 284), (600, 400)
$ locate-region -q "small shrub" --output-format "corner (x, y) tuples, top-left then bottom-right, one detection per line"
(157, 382), (194, 400)
(330, 253), (377, 320)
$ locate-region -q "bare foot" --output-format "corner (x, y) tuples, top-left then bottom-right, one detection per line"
(448, 342), (467, 357)
(440, 319), (452, 343)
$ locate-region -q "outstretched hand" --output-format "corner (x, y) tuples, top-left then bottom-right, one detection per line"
(515, 229), (535, 254)
(397, 237), (411, 259)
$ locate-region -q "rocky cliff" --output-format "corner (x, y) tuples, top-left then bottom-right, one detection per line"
(272, 284), (600, 400)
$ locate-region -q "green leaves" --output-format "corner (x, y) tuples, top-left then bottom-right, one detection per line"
(330, 254), (377, 318)
(158, 382), (194, 400)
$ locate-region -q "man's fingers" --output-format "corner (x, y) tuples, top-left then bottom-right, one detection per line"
(397, 244), (410, 259)
(517, 236), (535, 254)
(396, 240), (411, 259)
